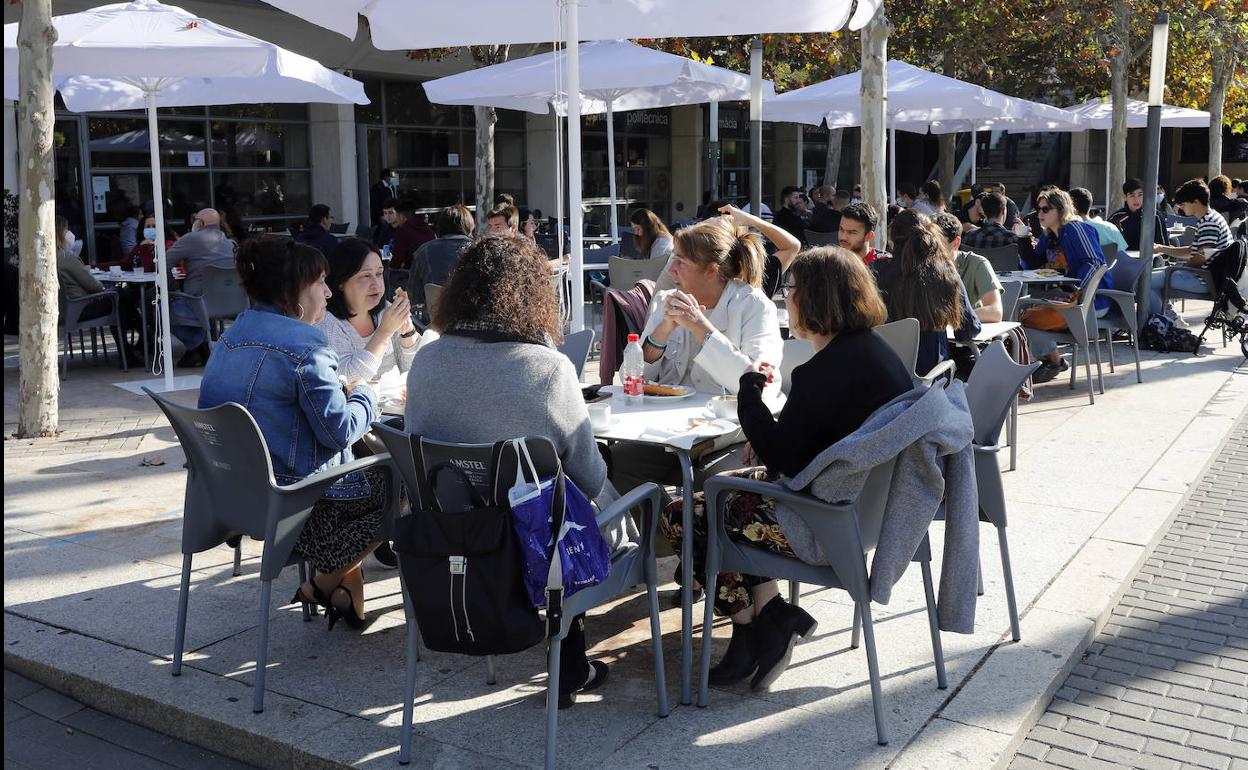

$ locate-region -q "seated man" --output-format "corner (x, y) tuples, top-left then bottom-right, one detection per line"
(1069, 187), (1128, 254)
(1108, 178), (1169, 251)
(373, 196), (399, 252)
(408, 204), (473, 310)
(489, 203), (566, 269)
(294, 203), (338, 255)
(961, 191), (1035, 267)
(166, 208), (237, 366)
(934, 212), (1004, 322)
(837, 203), (887, 266)
(1150, 178), (1233, 326)
(389, 195), (436, 270)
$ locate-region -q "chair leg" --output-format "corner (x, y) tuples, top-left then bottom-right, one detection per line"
(485, 655), (497, 685)
(850, 603), (862, 650)
(646, 574), (669, 717)
(1105, 331), (1116, 372)
(1092, 338), (1105, 394)
(399, 580), (420, 765)
(1131, 331), (1143, 384)
(1008, 393), (1019, 472)
(977, 563), (985, 596)
(172, 553), (192, 676)
(696, 571), (718, 708)
(858, 602), (889, 745)
(253, 579), (273, 714)
(920, 560), (948, 690)
(545, 637), (562, 770)
(1084, 344), (1096, 405)
(233, 542), (242, 577)
(788, 580), (800, 606)
(998, 526), (1022, 642)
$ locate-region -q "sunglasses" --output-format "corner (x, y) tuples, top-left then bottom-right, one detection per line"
(1037, 205), (1055, 214)
(780, 282), (797, 298)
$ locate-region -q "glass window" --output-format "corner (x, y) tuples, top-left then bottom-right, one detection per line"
(385, 80), (457, 127)
(209, 104), (308, 121)
(211, 121), (309, 168)
(88, 117), (208, 169)
(496, 107), (525, 131)
(356, 77), (384, 124)
(496, 131), (525, 168)
(87, 171), (211, 226)
(54, 119), (87, 243)
(212, 171), (311, 220)
(389, 128), (461, 168)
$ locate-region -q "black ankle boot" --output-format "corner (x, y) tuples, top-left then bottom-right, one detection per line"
(708, 621), (759, 685)
(750, 597), (818, 691)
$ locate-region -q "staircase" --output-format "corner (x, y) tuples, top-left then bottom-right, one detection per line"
(973, 132), (1060, 206)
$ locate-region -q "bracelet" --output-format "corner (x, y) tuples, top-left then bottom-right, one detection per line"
(399, 329), (418, 339)
(702, 328), (715, 344)
(645, 334), (668, 349)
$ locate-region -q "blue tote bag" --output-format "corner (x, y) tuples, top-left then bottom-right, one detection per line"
(507, 439), (611, 608)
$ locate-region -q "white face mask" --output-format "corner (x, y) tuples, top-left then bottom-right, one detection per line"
(1156, 193), (1166, 204)
(63, 231), (75, 248)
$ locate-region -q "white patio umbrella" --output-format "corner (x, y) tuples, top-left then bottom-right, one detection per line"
(766, 60), (1084, 193)
(424, 39), (774, 244)
(1065, 97), (1211, 209)
(4, 0), (367, 392)
(257, 0), (878, 334)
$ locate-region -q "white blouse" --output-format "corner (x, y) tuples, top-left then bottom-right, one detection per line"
(316, 303), (418, 382)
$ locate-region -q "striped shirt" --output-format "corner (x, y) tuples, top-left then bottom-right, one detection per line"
(1190, 210), (1233, 261)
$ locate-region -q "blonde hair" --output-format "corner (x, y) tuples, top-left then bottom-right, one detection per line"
(671, 217), (765, 288)
(1035, 186), (1080, 237)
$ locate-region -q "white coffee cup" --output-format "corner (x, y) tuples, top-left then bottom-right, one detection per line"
(1013, 222), (1031, 237)
(1204, 247), (1219, 260)
(708, 395), (738, 421)
(109, 265), (123, 274)
(587, 402), (612, 430)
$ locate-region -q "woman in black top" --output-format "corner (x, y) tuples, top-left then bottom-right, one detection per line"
(660, 246), (912, 691)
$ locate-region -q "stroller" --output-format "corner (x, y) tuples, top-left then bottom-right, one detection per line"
(1194, 236), (1248, 359)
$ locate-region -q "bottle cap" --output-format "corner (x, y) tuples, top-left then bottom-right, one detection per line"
(627, 333), (640, 343)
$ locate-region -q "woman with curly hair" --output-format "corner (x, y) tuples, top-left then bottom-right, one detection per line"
(404, 234), (622, 709)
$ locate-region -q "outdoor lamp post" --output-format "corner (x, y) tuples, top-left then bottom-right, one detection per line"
(1137, 11), (1169, 323)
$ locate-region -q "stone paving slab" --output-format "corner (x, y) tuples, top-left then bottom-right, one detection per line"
(4, 316), (1248, 768)
(1008, 411), (1248, 770)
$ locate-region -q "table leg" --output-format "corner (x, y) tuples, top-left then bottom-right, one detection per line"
(1008, 328), (1022, 471)
(139, 284), (151, 370)
(677, 449), (695, 706)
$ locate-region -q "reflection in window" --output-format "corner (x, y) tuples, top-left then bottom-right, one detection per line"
(212, 171), (311, 219)
(211, 122), (309, 168)
(88, 118), (207, 168)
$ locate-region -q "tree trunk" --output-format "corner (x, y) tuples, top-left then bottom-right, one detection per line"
(473, 104), (496, 233)
(1108, 0), (1130, 211)
(860, 9), (890, 246)
(16, 0), (59, 438)
(1207, 49), (1236, 180)
(824, 128), (843, 190)
(938, 133), (957, 197)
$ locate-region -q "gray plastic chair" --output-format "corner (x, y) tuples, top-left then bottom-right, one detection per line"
(550, 268), (571, 329)
(199, 264), (249, 339)
(606, 255), (668, 289)
(1095, 255), (1146, 383)
(372, 424), (668, 770)
(699, 457), (946, 746)
(973, 244), (1021, 273)
(999, 280), (1024, 321)
(59, 290), (128, 377)
(779, 337), (815, 396)
(874, 318), (955, 387)
(1018, 262), (1110, 404)
(617, 231), (639, 258)
(804, 229), (839, 247)
(145, 389), (397, 714)
(959, 340), (1041, 642)
(1162, 264), (1226, 347)
(385, 267), (410, 302)
(556, 329), (595, 378)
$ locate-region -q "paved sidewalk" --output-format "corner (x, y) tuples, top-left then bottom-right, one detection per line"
(4, 668), (257, 769)
(1010, 414), (1248, 770)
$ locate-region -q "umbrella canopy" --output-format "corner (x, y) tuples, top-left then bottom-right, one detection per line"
(4, 0), (366, 393)
(423, 39), (772, 116)
(765, 60), (1048, 128)
(255, 0), (878, 47)
(1064, 97), (1210, 129)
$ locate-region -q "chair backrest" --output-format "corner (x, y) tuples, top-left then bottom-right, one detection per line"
(535, 233), (560, 259)
(372, 423), (560, 512)
(1066, 262), (1111, 341)
(144, 389), (277, 545)
(590, 243), (621, 259)
(607, 255), (667, 289)
(201, 264), (249, 321)
(385, 267), (410, 301)
(779, 337), (814, 396)
(424, 283), (444, 317)
(973, 244), (1021, 273)
(1167, 214), (1197, 227)
(855, 457), (900, 553)
(557, 329), (595, 378)
(1101, 242), (1118, 264)
(964, 340), (1041, 446)
(1106, 255), (1147, 306)
(1176, 226), (1196, 247)
(618, 231), (639, 258)
(804, 229), (839, 247)
(999, 280), (1024, 321)
(873, 318), (920, 375)
(550, 268), (571, 325)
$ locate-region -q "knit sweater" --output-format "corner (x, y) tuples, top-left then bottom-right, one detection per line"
(315, 303), (418, 382)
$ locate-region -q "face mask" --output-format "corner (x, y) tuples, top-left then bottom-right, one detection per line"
(851, 197), (862, 205)
(388, 175), (399, 188)
(143, 227), (158, 240)
(1156, 193), (1165, 204)
(63, 231), (75, 248)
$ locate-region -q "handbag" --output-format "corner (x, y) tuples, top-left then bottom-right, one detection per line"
(392, 439), (545, 656)
(508, 439), (612, 609)
(1019, 290), (1079, 332)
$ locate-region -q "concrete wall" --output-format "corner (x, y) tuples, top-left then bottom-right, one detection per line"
(669, 105), (703, 221)
(772, 123), (802, 203)
(307, 104), (359, 231)
(524, 113), (560, 217)
(3, 101), (16, 196)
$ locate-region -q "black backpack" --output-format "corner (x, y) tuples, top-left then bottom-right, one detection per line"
(393, 439), (546, 656)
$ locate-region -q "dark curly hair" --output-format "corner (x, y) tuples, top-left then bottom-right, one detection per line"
(236, 238), (327, 317)
(432, 235), (562, 343)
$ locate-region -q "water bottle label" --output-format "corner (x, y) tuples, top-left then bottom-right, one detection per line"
(623, 374), (644, 397)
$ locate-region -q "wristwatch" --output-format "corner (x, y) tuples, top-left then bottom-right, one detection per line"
(399, 329), (418, 339)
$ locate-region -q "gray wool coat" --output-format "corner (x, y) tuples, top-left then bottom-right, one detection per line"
(776, 381), (979, 634)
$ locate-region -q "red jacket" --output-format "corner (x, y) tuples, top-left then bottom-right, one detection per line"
(390, 215), (436, 269)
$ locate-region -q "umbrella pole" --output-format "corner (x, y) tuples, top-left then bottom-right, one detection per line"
(147, 88), (176, 390)
(888, 124), (896, 203)
(607, 98), (618, 245)
(565, 1), (585, 332)
(970, 132), (977, 185)
(1104, 129), (1112, 214)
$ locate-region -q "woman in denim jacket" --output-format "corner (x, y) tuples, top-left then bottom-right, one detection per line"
(198, 239), (384, 630)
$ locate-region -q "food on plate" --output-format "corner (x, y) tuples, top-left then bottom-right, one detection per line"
(688, 417), (712, 428)
(643, 382), (687, 396)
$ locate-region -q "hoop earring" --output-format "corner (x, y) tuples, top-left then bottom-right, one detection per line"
(295, 303), (305, 320)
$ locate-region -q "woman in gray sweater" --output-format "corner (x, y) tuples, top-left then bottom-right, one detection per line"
(405, 235), (616, 709)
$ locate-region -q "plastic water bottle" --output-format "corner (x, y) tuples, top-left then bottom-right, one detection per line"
(132, 248), (143, 272)
(621, 333), (645, 404)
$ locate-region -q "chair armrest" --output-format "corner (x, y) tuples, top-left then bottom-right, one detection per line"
(702, 474), (853, 515)
(595, 481), (662, 534)
(275, 453), (392, 498)
(589, 279), (608, 297)
(918, 358), (957, 388)
(1094, 289), (1136, 322)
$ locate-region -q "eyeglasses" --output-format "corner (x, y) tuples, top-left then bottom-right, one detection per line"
(1037, 205), (1055, 214)
(780, 282), (797, 298)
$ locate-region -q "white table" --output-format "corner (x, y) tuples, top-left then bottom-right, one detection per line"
(997, 269), (1079, 285)
(90, 270), (159, 368)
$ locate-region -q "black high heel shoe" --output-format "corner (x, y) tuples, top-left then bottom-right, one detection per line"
(290, 581), (332, 611)
(327, 586), (367, 631)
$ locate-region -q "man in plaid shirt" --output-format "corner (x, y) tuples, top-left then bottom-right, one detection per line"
(961, 192), (1035, 267)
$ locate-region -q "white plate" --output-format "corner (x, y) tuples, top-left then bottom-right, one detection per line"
(643, 385), (697, 401)
(590, 415), (622, 432)
(703, 406), (740, 424)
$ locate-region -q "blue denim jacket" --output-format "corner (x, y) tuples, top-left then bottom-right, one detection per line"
(198, 304), (377, 498)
